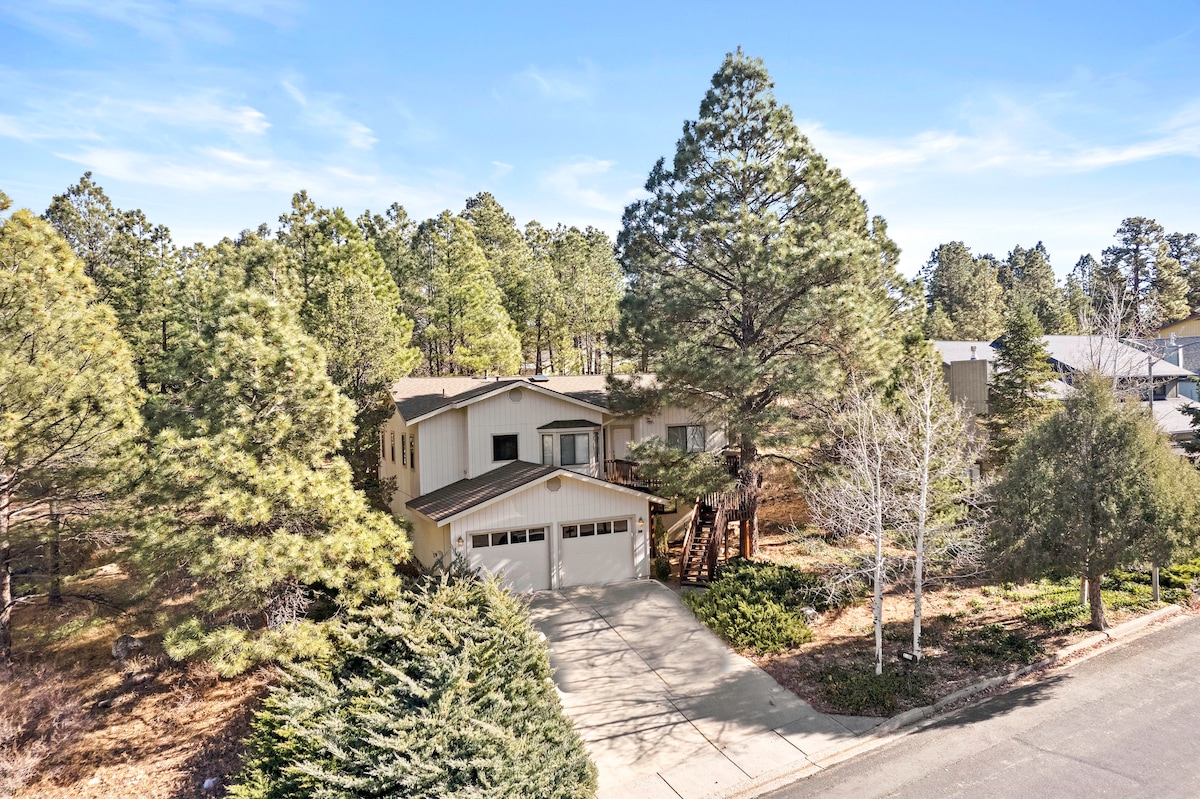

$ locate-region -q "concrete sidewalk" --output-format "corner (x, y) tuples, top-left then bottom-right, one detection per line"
(528, 581), (885, 799)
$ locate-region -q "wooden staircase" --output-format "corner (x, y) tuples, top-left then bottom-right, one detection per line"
(679, 495), (729, 586)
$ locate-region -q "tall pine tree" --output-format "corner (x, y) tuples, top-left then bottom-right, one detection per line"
(984, 304), (1058, 468)
(615, 50), (912, 553)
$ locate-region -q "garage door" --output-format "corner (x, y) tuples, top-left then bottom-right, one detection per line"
(468, 526), (550, 592)
(560, 517), (634, 588)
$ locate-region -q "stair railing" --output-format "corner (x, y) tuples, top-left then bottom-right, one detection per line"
(677, 496), (702, 585)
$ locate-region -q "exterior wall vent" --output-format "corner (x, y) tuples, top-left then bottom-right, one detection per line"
(546, 477), (562, 492)
(509, 388), (523, 402)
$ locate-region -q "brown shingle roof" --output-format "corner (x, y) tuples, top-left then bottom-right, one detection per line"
(537, 419), (601, 430)
(390, 375), (637, 421)
(406, 461), (557, 522)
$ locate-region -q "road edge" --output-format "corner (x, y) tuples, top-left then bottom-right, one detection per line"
(717, 602), (1188, 799)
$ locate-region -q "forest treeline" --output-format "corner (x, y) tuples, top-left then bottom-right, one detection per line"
(922, 217), (1200, 341)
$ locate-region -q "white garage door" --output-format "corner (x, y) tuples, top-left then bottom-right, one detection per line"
(560, 518), (634, 588)
(468, 526), (550, 592)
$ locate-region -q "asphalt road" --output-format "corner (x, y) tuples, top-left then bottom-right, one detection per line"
(765, 613), (1200, 799)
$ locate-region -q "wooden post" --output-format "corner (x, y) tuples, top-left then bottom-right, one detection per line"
(739, 518), (751, 558)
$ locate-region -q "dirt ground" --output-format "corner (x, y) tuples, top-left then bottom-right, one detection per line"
(2, 565), (269, 798)
(674, 467), (1190, 716)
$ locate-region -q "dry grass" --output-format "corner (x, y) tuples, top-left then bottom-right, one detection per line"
(2, 564), (270, 798)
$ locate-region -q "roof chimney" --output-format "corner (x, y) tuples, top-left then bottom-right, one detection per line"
(970, 345), (977, 360)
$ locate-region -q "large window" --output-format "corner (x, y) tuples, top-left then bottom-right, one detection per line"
(541, 434), (554, 466)
(667, 424), (706, 453)
(559, 432), (591, 466)
(562, 518), (630, 539)
(493, 434), (519, 462)
(470, 527), (547, 549)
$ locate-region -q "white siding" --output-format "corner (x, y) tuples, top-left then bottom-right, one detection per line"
(613, 406), (727, 455)
(447, 475), (651, 589)
(465, 388), (603, 478)
(418, 409), (468, 493)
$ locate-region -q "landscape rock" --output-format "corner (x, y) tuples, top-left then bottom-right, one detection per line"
(111, 635), (143, 660)
(800, 606), (820, 625)
(202, 777), (220, 792)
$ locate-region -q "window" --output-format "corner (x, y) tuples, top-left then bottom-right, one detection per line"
(560, 432), (591, 465)
(469, 527), (546, 548)
(493, 434), (519, 462)
(541, 434), (554, 466)
(409, 436), (415, 471)
(389, 431), (396, 462)
(401, 434), (407, 466)
(667, 424), (706, 453)
(380, 431), (386, 461)
(562, 517), (631, 539)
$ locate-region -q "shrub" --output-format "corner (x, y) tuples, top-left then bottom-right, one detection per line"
(684, 583), (812, 653)
(950, 623), (1044, 668)
(815, 664), (933, 716)
(231, 574), (596, 799)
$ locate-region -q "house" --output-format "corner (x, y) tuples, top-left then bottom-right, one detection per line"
(379, 374), (727, 591)
(932, 335), (1198, 443)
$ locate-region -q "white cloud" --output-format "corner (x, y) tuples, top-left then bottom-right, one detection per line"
(540, 157), (642, 213)
(0, 0), (302, 46)
(802, 95), (1200, 189)
(281, 80), (376, 151)
(491, 160), (514, 179)
(519, 64), (595, 101)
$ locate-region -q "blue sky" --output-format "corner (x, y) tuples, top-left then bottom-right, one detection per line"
(3, 1), (1200, 276)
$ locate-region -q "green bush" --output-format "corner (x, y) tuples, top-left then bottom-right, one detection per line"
(815, 664), (933, 716)
(231, 574), (597, 799)
(950, 623), (1044, 668)
(684, 583), (812, 653)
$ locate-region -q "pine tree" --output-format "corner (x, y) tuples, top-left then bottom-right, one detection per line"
(1167, 231), (1200, 312)
(614, 50), (912, 554)
(1001, 243), (1073, 333)
(231, 575), (597, 799)
(991, 374), (1200, 630)
(985, 304), (1058, 468)
(920, 242), (1006, 340)
(135, 292), (410, 675)
(410, 212), (521, 376)
(461, 192), (538, 367)
(0, 202), (143, 663)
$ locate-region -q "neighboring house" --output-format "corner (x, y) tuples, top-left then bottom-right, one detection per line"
(933, 335), (1198, 442)
(379, 374), (727, 592)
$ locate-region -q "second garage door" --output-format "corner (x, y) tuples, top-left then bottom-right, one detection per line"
(560, 517), (635, 588)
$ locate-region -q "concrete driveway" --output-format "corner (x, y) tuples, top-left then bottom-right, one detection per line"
(528, 581), (883, 798)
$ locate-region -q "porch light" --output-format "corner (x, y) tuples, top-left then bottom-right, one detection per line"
(637, 517), (645, 532)
(456, 536), (465, 548)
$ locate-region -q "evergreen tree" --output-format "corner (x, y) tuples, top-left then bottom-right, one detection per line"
(551, 225), (621, 374)
(984, 304), (1058, 468)
(523, 220), (567, 374)
(1101, 217), (1173, 326)
(231, 575), (597, 799)
(991, 374), (1200, 630)
(275, 195), (419, 490)
(135, 292), (410, 675)
(45, 174), (183, 387)
(461, 192), (538, 367)
(0, 202), (143, 663)
(614, 50), (912, 553)
(1000, 243), (1073, 333)
(920, 242), (1005, 340)
(410, 212), (521, 376)
(1166, 231), (1200, 312)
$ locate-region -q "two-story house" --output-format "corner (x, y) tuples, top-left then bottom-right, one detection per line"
(379, 374), (726, 592)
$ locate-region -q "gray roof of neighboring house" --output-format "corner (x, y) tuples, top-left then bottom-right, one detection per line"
(537, 419), (601, 430)
(390, 374), (656, 422)
(931, 341), (997, 365)
(1148, 396), (1198, 438)
(1042, 336), (1194, 378)
(406, 461), (557, 522)
(933, 337), (1194, 379)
